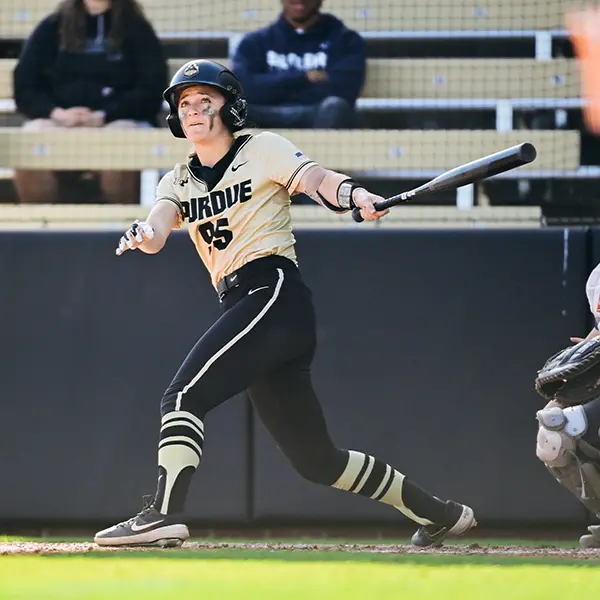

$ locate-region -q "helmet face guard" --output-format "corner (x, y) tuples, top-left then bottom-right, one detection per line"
(163, 60), (248, 137)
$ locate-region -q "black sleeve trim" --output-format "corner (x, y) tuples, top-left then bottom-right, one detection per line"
(284, 160), (316, 191)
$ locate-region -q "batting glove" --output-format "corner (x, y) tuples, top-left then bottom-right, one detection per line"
(116, 220), (155, 256)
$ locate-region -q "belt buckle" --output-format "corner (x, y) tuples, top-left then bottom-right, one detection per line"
(218, 271), (239, 301)
(228, 273), (239, 288)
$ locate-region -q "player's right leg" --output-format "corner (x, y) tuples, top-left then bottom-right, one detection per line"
(95, 258), (312, 546)
(536, 398), (600, 548)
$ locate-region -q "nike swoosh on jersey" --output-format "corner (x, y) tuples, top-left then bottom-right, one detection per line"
(248, 286), (269, 295)
(130, 520), (165, 532)
(231, 161), (248, 172)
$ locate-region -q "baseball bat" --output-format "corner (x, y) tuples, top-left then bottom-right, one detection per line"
(351, 142), (537, 223)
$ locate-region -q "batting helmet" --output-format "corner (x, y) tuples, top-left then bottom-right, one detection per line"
(163, 59), (247, 138)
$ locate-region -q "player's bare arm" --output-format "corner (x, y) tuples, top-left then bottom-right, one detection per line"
(570, 328), (600, 343)
(295, 165), (389, 221)
(115, 200), (180, 256)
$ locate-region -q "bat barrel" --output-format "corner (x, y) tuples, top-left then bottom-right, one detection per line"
(351, 142), (537, 222)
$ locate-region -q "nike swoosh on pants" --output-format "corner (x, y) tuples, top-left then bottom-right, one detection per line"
(248, 286), (269, 295)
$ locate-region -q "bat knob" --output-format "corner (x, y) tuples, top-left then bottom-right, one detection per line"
(351, 207), (364, 223)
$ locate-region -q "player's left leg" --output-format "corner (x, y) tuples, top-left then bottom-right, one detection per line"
(97, 120), (143, 204)
(312, 97), (355, 128)
(248, 357), (476, 547)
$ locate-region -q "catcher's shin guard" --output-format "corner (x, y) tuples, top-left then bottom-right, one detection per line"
(536, 404), (600, 515)
(544, 463), (600, 516)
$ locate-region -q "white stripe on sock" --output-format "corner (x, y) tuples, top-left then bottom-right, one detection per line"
(371, 464), (392, 499)
(158, 436), (203, 458)
(332, 450), (366, 491)
(354, 456), (375, 494)
(162, 410), (204, 433)
(161, 419), (204, 440)
(379, 473), (433, 526)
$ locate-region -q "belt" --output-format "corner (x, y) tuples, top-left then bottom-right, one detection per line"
(216, 255), (296, 299)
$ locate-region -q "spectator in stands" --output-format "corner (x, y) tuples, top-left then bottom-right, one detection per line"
(12, 0), (167, 204)
(231, 0), (366, 129)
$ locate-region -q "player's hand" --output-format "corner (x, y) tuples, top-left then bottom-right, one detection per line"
(80, 110), (106, 127)
(50, 107), (91, 127)
(352, 189), (389, 221)
(116, 220), (155, 256)
(306, 69), (328, 83)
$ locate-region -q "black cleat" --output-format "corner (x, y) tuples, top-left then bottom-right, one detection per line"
(94, 496), (189, 547)
(411, 500), (476, 548)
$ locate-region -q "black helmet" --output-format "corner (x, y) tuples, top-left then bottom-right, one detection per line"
(163, 59), (247, 137)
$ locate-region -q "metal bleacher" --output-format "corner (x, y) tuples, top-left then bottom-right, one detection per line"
(0, 0), (594, 221)
(0, 56), (584, 131)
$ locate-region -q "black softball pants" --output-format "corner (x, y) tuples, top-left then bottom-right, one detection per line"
(160, 255), (348, 486)
(153, 255), (455, 527)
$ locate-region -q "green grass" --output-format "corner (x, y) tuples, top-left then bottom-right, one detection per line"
(1, 533), (600, 600)
(1, 552), (600, 600)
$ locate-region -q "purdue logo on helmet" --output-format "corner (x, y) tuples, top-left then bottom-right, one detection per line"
(163, 59), (248, 137)
(183, 62), (199, 78)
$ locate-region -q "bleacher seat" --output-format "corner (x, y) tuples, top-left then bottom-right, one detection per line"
(0, 0), (56, 40)
(0, 0), (590, 211)
(0, 56), (580, 102)
(0, 128), (579, 173)
(142, 0), (584, 35)
(163, 57), (580, 100)
(0, 57), (582, 132)
(0, 0), (583, 40)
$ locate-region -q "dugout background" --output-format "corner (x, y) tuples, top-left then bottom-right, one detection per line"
(0, 227), (598, 530)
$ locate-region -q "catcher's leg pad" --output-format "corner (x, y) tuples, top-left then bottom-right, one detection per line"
(536, 405), (600, 514)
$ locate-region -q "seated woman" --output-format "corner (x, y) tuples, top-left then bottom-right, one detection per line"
(12, 0), (167, 204)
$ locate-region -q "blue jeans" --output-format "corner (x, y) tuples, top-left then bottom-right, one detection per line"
(246, 96), (355, 129)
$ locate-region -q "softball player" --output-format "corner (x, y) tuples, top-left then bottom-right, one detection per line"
(536, 262), (600, 548)
(94, 59), (476, 548)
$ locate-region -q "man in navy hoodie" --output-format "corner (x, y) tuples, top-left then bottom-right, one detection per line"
(231, 0), (366, 129)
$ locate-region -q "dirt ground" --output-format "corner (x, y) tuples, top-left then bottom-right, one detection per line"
(1, 541), (600, 558)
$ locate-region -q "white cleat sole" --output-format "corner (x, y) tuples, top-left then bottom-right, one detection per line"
(94, 524), (190, 547)
(580, 525), (600, 549)
(448, 505), (477, 536)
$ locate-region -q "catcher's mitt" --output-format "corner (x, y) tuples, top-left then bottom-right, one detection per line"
(535, 337), (600, 405)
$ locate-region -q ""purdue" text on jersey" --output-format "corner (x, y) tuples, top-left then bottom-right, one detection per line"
(182, 179), (252, 222)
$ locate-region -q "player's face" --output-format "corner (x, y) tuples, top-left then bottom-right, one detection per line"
(177, 85), (228, 143)
(83, 0), (111, 15)
(281, 0), (322, 23)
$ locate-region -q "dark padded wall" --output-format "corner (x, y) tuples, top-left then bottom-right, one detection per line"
(0, 228), (592, 526)
(0, 231), (249, 523)
(252, 228), (590, 524)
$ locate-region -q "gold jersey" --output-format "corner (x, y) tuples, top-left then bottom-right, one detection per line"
(155, 131), (316, 289)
